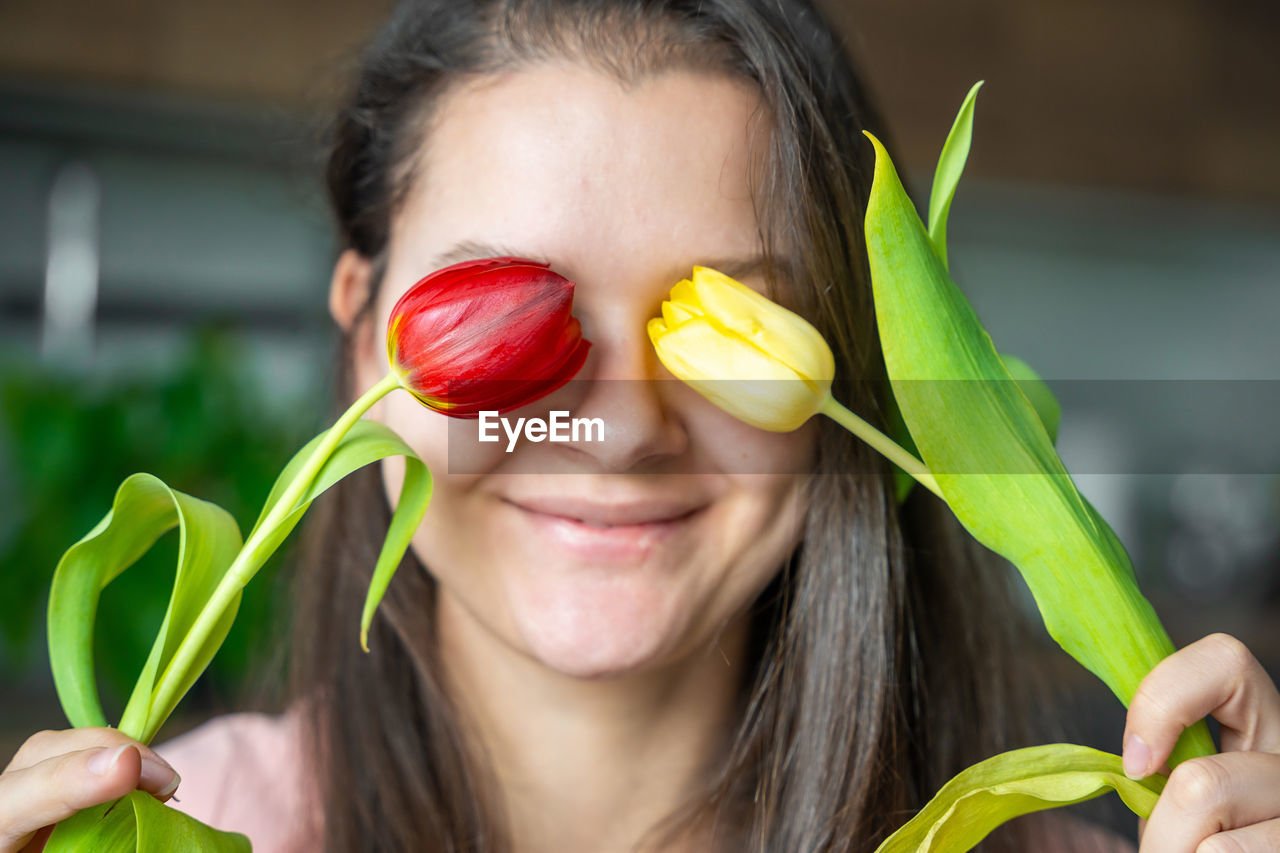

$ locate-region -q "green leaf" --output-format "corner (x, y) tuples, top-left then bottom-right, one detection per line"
(874, 744), (1166, 853)
(360, 446), (432, 651)
(890, 354), (1058, 504)
(48, 474), (243, 732)
(44, 790), (250, 853)
(927, 81), (983, 270)
(50, 418), (428, 748)
(133, 417), (430, 740)
(999, 353), (1061, 442)
(119, 492), (245, 741)
(862, 126), (1214, 767)
(244, 417), (431, 651)
(40, 368), (428, 851)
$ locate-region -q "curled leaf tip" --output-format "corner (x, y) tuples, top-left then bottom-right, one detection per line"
(873, 744), (1167, 853)
(862, 131), (896, 184)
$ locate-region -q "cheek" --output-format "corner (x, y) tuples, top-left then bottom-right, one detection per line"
(372, 391), (495, 577)
(373, 390), (450, 478)
(687, 402), (820, 477)
(688, 417), (815, 621)
(669, 472), (808, 657)
(713, 474), (809, 585)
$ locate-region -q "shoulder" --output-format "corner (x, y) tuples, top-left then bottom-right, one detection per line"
(154, 707), (319, 853)
(1035, 812), (1137, 853)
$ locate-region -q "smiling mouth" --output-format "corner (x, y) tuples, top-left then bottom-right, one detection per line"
(538, 511), (701, 531)
(507, 503), (703, 528)
(502, 497), (706, 556)
(502, 495), (707, 527)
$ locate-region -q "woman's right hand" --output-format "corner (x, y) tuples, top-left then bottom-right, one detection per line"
(0, 728), (180, 853)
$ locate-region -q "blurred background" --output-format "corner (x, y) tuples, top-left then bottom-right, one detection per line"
(0, 0), (1277, 841)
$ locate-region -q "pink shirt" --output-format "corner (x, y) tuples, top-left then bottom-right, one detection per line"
(157, 711), (1136, 852)
(157, 710), (319, 853)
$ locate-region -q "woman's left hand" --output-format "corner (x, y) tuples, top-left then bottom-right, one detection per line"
(1123, 632), (1280, 851)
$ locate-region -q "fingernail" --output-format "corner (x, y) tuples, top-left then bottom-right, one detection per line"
(1123, 732), (1151, 779)
(87, 744), (130, 776)
(141, 757), (181, 798)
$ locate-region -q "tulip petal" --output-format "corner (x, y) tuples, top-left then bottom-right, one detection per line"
(690, 266), (835, 384)
(668, 278), (701, 313)
(650, 316), (819, 431)
(662, 300), (699, 327)
(388, 258), (590, 416)
(652, 316), (803, 382)
(873, 744), (1166, 853)
(863, 129), (1213, 765)
(412, 319), (590, 418)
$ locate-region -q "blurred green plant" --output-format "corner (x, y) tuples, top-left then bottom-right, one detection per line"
(0, 328), (319, 709)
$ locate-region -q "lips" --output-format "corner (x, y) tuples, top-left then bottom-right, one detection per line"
(504, 494), (706, 560)
(505, 495), (705, 527)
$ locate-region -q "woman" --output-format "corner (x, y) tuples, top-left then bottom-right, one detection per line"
(4, 1), (1280, 851)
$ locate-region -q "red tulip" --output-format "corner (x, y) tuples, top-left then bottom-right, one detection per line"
(386, 257), (591, 417)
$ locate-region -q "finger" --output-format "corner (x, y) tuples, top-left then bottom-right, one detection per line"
(0, 745), (144, 852)
(1123, 633), (1280, 779)
(4, 727), (179, 784)
(1136, 758), (1175, 841)
(1195, 815), (1280, 853)
(1136, 751), (1280, 853)
(0, 739), (181, 853)
(2, 728), (179, 802)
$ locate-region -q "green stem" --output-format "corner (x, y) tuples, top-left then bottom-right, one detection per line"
(818, 395), (944, 500)
(123, 372), (402, 741)
(1169, 721), (1217, 768)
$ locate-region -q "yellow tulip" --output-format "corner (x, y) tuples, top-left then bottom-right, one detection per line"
(646, 266), (834, 431)
(648, 266), (941, 497)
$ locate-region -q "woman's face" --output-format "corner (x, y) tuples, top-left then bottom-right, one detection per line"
(339, 64), (817, 678)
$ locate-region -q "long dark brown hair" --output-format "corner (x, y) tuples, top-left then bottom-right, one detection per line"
(290, 1), (1088, 850)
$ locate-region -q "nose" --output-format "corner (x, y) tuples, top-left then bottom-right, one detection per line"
(555, 312), (689, 473)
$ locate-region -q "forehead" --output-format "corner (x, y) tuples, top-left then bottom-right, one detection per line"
(388, 64), (772, 281)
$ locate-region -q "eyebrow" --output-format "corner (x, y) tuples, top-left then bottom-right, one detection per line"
(427, 241), (779, 286)
(428, 240), (548, 269)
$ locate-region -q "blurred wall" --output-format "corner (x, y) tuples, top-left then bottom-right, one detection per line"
(4, 0), (1275, 199)
(835, 0), (1280, 202)
(0, 0), (392, 106)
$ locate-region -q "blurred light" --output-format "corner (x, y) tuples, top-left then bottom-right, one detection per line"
(1165, 472), (1279, 601)
(41, 161), (100, 364)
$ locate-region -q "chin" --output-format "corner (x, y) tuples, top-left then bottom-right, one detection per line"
(506, 570), (686, 679)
